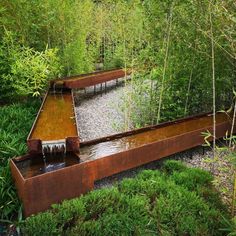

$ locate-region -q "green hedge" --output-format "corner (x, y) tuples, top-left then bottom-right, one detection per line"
(22, 161), (229, 236)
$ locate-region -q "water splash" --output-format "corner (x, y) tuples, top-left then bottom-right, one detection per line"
(42, 139), (66, 155)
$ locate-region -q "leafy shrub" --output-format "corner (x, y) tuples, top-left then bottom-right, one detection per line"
(169, 167), (227, 210)
(170, 167), (213, 190)
(52, 198), (86, 230)
(0, 30), (61, 101)
(118, 171), (176, 200)
(22, 162), (229, 236)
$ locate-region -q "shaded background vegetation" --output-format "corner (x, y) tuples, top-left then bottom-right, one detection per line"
(0, 0), (235, 124)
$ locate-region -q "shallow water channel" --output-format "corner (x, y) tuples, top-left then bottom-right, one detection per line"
(15, 111), (229, 179)
(79, 113), (228, 160)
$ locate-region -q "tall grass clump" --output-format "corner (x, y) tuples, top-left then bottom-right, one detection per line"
(0, 100), (40, 220)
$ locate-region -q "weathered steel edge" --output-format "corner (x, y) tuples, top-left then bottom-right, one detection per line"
(26, 90), (49, 153)
(50, 68), (124, 84)
(27, 90), (49, 142)
(11, 120), (231, 216)
(90, 121), (231, 181)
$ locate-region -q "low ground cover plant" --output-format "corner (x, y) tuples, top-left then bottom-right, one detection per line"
(23, 160), (230, 236)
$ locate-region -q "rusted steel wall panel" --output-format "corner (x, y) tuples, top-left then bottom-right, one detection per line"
(10, 160), (26, 203)
(63, 69), (128, 89)
(11, 159), (94, 217)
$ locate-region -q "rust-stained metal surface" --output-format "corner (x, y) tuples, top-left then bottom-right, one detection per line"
(10, 155), (93, 216)
(11, 111), (234, 217)
(27, 90), (79, 154)
(51, 69), (130, 89)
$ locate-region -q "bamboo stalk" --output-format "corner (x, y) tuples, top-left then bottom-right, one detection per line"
(231, 171), (236, 216)
(184, 59), (194, 116)
(229, 99), (236, 148)
(209, 1), (216, 158)
(156, 4), (173, 124)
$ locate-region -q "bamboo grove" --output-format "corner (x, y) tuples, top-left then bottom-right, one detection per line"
(0, 0), (235, 125)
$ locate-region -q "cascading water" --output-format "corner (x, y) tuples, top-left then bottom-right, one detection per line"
(41, 139), (67, 172)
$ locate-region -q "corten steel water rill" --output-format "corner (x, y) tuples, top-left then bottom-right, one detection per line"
(11, 111), (234, 216)
(27, 90), (80, 154)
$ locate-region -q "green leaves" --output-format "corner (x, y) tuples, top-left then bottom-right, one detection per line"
(0, 100), (39, 220)
(0, 30), (61, 101)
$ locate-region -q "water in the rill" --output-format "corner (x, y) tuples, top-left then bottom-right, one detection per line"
(79, 113), (229, 161)
(15, 152), (80, 179)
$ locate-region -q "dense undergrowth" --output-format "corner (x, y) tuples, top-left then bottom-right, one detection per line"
(0, 100), (40, 220)
(23, 161), (230, 236)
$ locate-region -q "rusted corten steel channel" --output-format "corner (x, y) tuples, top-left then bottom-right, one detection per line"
(10, 111), (235, 216)
(27, 89), (80, 154)
(50, 68), (130, 89)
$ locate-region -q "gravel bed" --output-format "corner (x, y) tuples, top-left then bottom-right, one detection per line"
(74, 79), (131, 142)
(176, 146), (234, 207)
(74, 80), (234, 208)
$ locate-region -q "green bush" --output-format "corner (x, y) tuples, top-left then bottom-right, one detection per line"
(170, 167), (213, 190)
(22, 162), (229, 236)
(23, 212), (59, 236)
(162, 160), (187, 174)
(153, 187), (223, 235)
(0, 30), (61, 102)
(52, 198), (86, 230)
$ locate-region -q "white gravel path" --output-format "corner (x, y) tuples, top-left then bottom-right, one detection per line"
(74, 79), (131, 142)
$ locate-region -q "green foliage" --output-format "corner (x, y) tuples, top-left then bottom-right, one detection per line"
(0, 166), (20, 221)
(153, 187), (223, 235)
(162, 160), (187, 174)
(0, 30), (61, 101)
(0, 100), (40, 165)
(170, 168), (213, 190)
(220, 216), (236, 236)
(0, 100), (40, 220)
(52, 198), (86, 230)
(22, 212), (59, 236)
(0, 0), (234, 122)
(22, 162), (229, 235)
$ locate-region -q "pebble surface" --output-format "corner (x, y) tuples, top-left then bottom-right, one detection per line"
(74, 82), (234, 209)
(74, 79), (129, 142)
